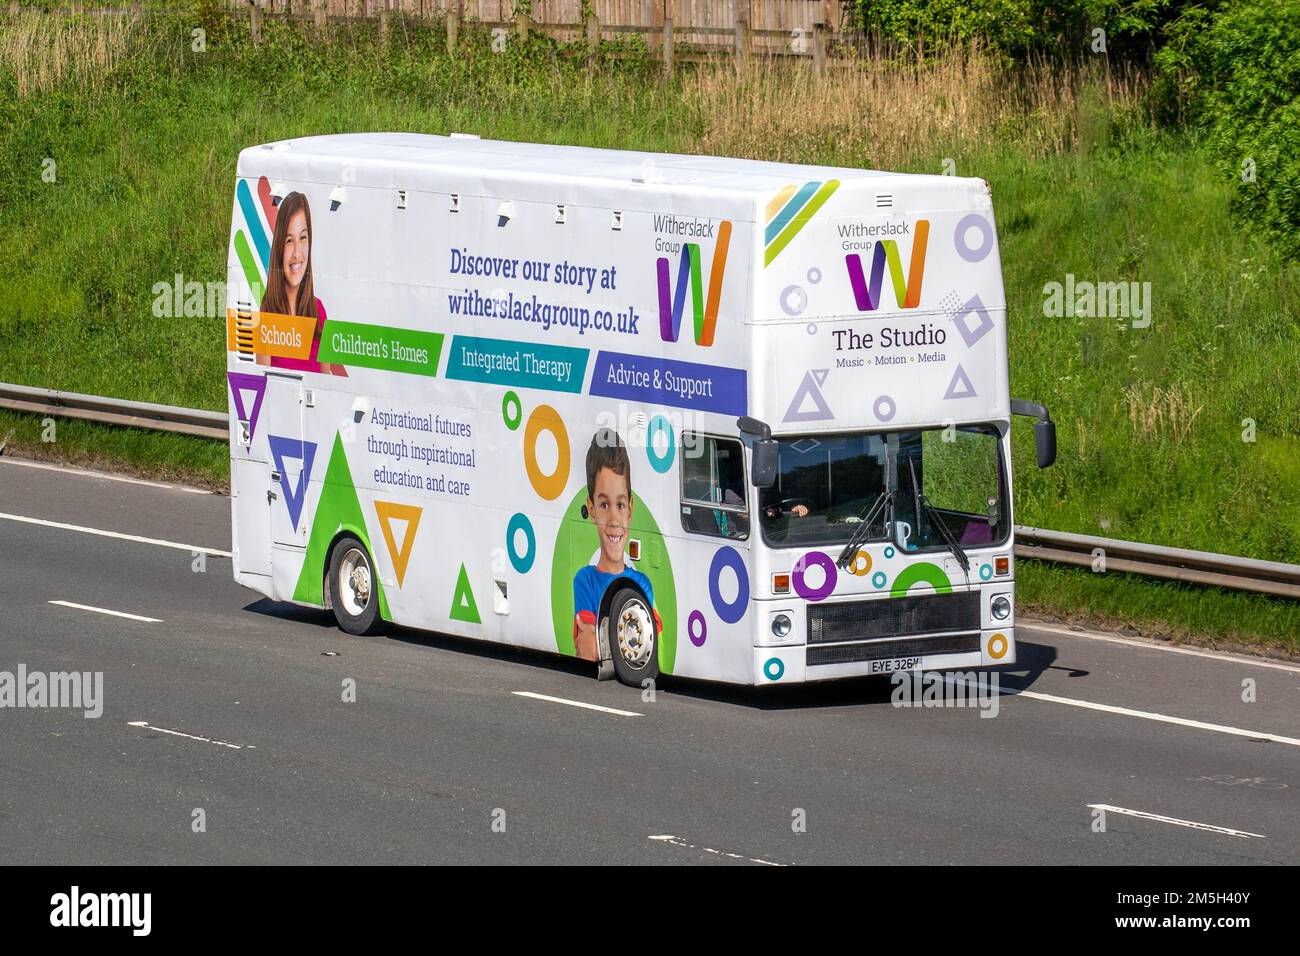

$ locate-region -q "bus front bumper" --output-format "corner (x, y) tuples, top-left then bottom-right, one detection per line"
(752, 627), (1014, 685)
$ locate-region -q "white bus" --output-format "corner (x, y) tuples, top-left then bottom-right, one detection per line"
(225, 133), (1056, 687)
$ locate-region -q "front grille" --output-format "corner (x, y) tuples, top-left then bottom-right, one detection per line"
(806, 632), (980, 666)
(808, 592), (980, 644)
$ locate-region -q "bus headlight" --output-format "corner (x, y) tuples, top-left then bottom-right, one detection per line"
(991, 595), (1012, 621)
(771, 613), (792, 638)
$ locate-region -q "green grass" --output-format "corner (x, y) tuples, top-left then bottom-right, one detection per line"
(1, 11), (1297, 647)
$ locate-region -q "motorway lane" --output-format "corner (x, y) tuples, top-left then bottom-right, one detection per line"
(0, 457), (1297, 864)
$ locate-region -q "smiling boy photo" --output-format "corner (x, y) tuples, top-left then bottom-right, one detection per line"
(572, 428), (658, 662)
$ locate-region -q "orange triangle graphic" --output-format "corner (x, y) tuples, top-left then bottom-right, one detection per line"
(374, 501), (423, 588)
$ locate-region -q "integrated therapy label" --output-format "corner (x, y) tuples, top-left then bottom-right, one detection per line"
(588, 351), (747, 415)
(317, 320), (445, 376)
(444, 335), (588, 393)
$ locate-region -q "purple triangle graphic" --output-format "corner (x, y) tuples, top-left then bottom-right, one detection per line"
(268, 435), (318, 531)
(227, 372), (267, 440)
(944, 364), (978, 400)
(811, 368), (829, 386)
(783, 369), (834, 422)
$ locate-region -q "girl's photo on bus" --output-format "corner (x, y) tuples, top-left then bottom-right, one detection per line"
(572, 427), (659, 661)
(259, 190), (346, 377)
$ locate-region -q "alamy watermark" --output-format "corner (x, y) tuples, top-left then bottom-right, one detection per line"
(1042, 274), (1151, 328)
(891, 670), (1000, 718)
(0, 664), (103, 718)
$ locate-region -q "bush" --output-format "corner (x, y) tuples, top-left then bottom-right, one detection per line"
(1159, 0), (1300, 260)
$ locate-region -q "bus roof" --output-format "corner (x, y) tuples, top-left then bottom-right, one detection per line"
(243, 132), (908, 196)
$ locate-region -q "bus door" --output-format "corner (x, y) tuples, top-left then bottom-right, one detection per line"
(263, 372), (310, 548)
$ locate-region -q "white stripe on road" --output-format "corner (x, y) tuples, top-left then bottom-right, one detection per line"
(1006, 685), (1300, 747)
(1087, 804), (1265, 839)
(0, 456), (212, 494)
(512, 691), (642, 717)
(49, 600), (161, 623)
(127, 721), (250, 750)
(1024, 620), (1300, 675)
(1, 512), (231, 557)
(648, 834), (789, 866)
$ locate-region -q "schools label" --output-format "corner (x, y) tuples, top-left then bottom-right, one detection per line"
(589, 351), (747, 415)
(444, 335), (588, 393)
(317, 320), (444, 376)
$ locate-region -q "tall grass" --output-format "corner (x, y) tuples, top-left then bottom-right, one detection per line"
(1, 10), (1297, 645)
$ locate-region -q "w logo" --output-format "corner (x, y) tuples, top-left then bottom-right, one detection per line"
(657, 221), (732, 346)
(845, 220), (930, 312)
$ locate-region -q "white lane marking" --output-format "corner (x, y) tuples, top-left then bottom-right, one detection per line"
(512, 691), (642, 718)
(49, 600), (161, 623)
(1087, 804), (1265, 839)
(1024, 620), (1300, 675)
(127, 721), (250, 750)
(1003, 685), (1300, 747)
(0, 512), (231, 557)
(0, 456), (212, 494)
(648, 834), (789, 866)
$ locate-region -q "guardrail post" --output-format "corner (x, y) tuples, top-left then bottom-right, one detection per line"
(314, 0), (327, 31)
(733, 0), (748, 72)
(447, 0), (460, 54)
(249, 0), (261, 44)
(812, 18), (826, 76)
(662, 1), (673, 79)
(515, 6), (529, 43)
(380, 1), (392, 47)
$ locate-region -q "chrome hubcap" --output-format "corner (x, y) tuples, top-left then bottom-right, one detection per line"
(616, 599), (655, 670)
(339, 548), (371, 617)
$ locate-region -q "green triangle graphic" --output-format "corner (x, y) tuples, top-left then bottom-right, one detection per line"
(449, 562), (480, 624)
(293, 433), (390, 620)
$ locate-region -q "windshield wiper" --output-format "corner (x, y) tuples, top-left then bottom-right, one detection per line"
(836, 488), (892, 569)
(907, 456), (970, 574)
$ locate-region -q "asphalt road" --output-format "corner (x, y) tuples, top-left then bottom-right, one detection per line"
(1, 455), (1296, 865)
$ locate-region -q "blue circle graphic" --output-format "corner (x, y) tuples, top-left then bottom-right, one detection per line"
(506, 512), (536, 574)
(646, 415), (675, 474)
(872, 571), (888, 589)
(709, 546), (750, 624)
(979, 563), (994, 581)
(764, 657), (785, 681)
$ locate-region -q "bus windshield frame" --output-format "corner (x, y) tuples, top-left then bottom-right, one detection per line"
(757, 424), (1009, 553)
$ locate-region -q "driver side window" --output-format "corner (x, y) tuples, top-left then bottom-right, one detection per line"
(679, 433), (749, 540)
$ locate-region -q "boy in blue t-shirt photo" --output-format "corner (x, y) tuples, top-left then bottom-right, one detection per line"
(572, 428), (658, 661)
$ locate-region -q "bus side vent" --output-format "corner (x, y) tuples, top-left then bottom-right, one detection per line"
(233, 303), (256, 363)
(875, 193), (893, 209)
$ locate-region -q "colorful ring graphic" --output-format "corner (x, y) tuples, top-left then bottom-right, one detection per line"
(793, 551), (837, 601)
(883, 546), (895, 559)
(523, 404), (569, 501)
(646, 415), (675, 474)
(847, 549), (872, 576)
(979, 563), (994, 581)
(688, 609), (707, 647)
(764, 657), (785, 681)
(871, 571), (888, 589)
(988, 633), (1008, 660)
(502, 390), (522, 430)
(889, 561), (954, 598)
(709, 546), (750, 624)
(874, 395), (897, 422)
(954, 213), (994, 263)
(506, 512), (535, 574)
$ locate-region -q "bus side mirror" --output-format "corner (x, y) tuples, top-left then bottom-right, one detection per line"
(1034, 419), (1056, 469)
(751, 439), (778, 488)
(1011, 398), (1056, 469)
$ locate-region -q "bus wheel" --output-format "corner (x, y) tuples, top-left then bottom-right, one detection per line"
(328, 535), (386, 636)
(607, 587), (658, 687)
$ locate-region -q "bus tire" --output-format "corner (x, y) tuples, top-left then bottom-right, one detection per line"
(606, 586), (659, 688)
(328, 535), (386, 636)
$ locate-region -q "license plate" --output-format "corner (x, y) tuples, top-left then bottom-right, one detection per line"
(869, 656), (921, 674)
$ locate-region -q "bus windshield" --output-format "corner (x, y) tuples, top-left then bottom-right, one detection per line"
(759, 426), (1007, 550)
